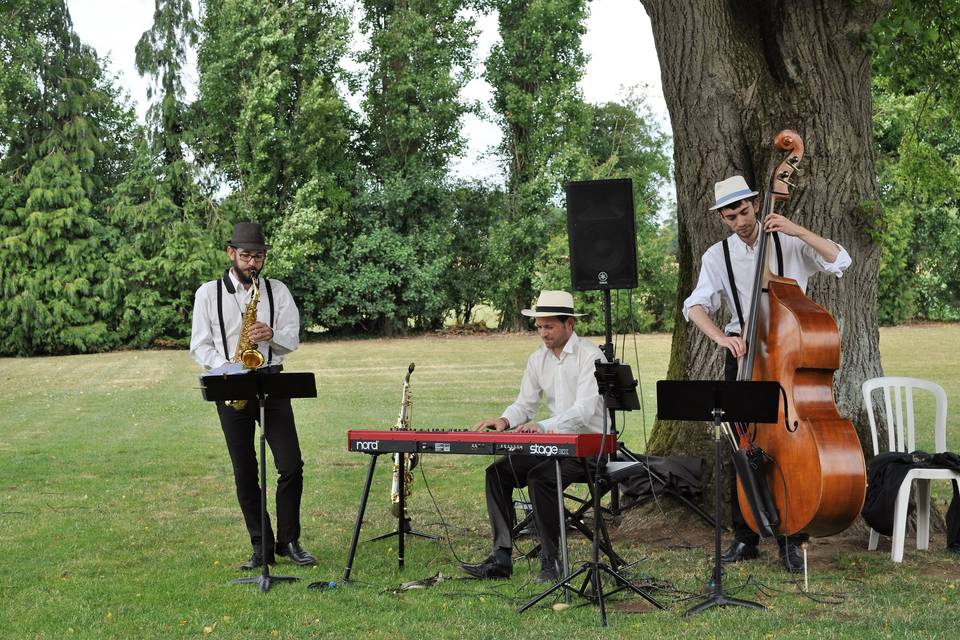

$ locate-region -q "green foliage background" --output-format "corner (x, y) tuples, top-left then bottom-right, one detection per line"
(1, 0), (958, 356)
(867, 0), (960, 324)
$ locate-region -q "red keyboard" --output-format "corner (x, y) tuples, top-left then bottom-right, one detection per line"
(347, 429), (616, 458)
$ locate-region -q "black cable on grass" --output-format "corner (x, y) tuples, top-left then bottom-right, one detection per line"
(745, 574), (865, 605)
(416, 456), (471, 566)
(417, 455), (538, 568)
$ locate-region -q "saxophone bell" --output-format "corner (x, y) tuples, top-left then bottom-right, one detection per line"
(238, 271), (266, 370)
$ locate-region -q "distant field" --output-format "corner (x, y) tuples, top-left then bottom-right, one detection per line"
(0, 324), (958, 639)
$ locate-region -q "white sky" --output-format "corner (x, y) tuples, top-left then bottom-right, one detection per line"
(67, 0), (667, 184)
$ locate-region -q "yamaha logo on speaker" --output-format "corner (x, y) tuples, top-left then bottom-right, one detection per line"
(565, 178), (638, 291)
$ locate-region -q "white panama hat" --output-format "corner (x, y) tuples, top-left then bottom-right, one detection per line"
(521, 290), (586, 318)
(709, 175), (759, 210)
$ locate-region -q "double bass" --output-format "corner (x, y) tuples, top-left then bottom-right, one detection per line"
(735, 130), (866, 538)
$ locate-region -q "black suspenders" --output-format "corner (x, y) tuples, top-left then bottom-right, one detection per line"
(722, 232), (783, 333)
(264, 278), (274, 364)
(216, 276), (230, 359)
(216, 271), (275, 363)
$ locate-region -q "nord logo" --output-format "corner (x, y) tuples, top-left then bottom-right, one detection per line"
(354, 440), (379, 451)
(529, 444), (560, 456)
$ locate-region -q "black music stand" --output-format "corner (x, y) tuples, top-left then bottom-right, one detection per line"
(519, 355), (664, 625)
(656, 379), (779, 615)
(200, 371), (317, 592)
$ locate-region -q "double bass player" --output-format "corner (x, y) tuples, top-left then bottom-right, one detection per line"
(682, 175), (852, 572)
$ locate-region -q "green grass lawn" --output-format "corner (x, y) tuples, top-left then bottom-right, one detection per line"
(1, 325), (959, 639)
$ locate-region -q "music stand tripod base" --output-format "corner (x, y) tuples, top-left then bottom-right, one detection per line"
(232, 572), (298, 593)
(233, 398), (299, 592)
(230, 404), (300, 592)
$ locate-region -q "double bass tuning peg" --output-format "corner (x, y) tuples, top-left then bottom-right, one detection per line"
(776, 172), (798, 189)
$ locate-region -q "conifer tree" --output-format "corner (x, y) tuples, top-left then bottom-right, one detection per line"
(106, 0), (222, 348)
(0, 0), (134, 355)
(195, 0), (354, 228)
(135, 0), (199, 209)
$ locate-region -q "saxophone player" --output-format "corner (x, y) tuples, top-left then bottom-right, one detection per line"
(189, 222), (316, 569)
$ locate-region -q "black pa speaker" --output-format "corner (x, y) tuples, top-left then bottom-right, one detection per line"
(566, 178), (638, 291)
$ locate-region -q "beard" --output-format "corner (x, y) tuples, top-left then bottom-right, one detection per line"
(737, 220), (759, 243)
(230, 259), (257, 285)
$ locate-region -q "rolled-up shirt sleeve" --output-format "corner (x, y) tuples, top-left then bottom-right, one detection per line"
(803, 242), (851, 278)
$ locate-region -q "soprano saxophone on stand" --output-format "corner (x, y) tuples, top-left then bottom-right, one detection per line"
(225, 270), (266, 411)
(390, 363), (417, 516)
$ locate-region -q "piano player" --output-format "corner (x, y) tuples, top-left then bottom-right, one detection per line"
(461, 290), (605, 584)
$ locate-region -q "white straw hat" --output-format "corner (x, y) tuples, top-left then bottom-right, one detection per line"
(709, 175), (759, 210)
(521, 290), (585, 318)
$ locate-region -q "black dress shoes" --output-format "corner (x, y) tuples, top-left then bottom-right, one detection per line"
(535, 556), (560, 584)
(779, 541), (803, 573)
(460, 558), (512, 580)
(276, 541), (317, 566)
(720, 540), (759, 563)
(239, 549), (275, 570)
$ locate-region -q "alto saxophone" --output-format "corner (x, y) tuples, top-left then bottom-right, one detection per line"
(390, 363), (418, 516)
(226, 270), (266, 411)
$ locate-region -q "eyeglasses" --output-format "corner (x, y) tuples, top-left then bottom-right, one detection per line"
(236, 251), (266, 263)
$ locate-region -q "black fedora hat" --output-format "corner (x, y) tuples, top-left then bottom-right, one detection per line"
(228, 222), (271, 251)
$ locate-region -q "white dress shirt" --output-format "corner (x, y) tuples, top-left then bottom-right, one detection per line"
(190, 270), (300, 370)
(500, 332), (605, 434)
(682, 232), (851, 335)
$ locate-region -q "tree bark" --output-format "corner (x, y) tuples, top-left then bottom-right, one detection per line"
(641, 0), (891, 462)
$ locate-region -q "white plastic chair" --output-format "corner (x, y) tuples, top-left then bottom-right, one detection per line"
(861, 376), (960, 562)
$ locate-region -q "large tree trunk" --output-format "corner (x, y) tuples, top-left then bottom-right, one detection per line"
(641, 1), (890, 466)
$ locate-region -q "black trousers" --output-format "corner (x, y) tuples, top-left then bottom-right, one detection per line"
(216, 396), (304, 548)
(484, 454), (590, 561)
(724, 347), (806, 547)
